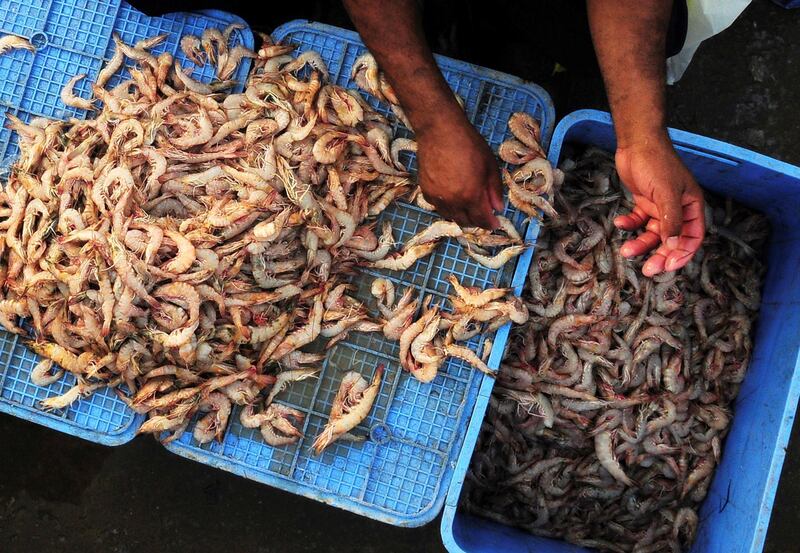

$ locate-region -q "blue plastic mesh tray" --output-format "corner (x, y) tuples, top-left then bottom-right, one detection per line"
(0, 1), (253, 445)
(163, 20), (555, 526)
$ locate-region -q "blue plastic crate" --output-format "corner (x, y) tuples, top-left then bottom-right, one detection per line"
(162, 19), (554, 526)
(0, 1), (254, 445)
(441, 109), (800, 553)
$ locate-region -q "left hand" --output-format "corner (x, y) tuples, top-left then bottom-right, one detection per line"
(614, 133), (705, 277)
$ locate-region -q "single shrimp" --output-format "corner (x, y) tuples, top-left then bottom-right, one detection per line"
(160, 230), (196, 275)
(507, 112), (546, 155)
(40, 380), (102, 411)
(283, 51), (329, 81)
(594, 430), (634, 486)
(443, 344), (494, 376)
(264, 368), (319, 405)
(447, 275), (509, 308)
(218, 45), (256, 80)
(498, 138), (539, 165)
(26, 341), (97, 375)
(465, 244), (527, 269)
(312, 365), (383, 455)
(0, 34), (35, 55)
(30, 358), (65, 386)
(61, 74), (95, 110)
(180, 34), (205, 65)
(371, 277), (396, 317)
(370, 241), (436, 271)
(406, 221), (463, 248)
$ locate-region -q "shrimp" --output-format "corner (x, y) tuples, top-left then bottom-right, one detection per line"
(406, 221), (463, 248)
(151, 282), (200, 347)
(371, 278), (395, 316)
(40, 380), (101, 411)
(108, 235), (160, 310)
(61, 74), (95, 111)
(508, 112), (546, 155)
(498, 138), (539, 165)
(200, 27), (226, 67)
(180, 34), (205, 65)
(465, 244), (527, 269)
(160, 230), (196, 274)
(547, 314), (602, 347)
(354, 221), (394, 262)
(138, 401), (197, 434)
(383, 296), (419, 340)
(264, 368), (319, 405)
(594, 430), (634, 486)
(410, 313), (442, 365)
(312, 365), (383, 455)
(443, 344), (494, 376)
(390, 138), (417, 171)
(283, 51), (329, 81)
(447, 275), (509, 308)
(260, 403), (305, 446)
(30, 358), (65, 386)
(0, 34), (35, 55)
(269, 297), (324, 360)
(218, 45), (256, 80)
(193, 392), (232, 444)
(370, 242), (436, 271)
(26, 341), (98, 375)
(399, 306), (438, 372)
(681, 456), (715, 499)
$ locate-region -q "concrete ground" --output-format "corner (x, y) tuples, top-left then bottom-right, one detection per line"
(1, 1), (798, 551)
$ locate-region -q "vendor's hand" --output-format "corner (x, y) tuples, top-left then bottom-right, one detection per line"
(416, 114), (503, 230)
(614, 134), (705, 277)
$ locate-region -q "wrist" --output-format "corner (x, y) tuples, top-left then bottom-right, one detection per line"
(614, 117), (670, 151)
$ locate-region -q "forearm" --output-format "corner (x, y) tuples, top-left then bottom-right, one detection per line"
(587, 0), (672, 147)
(342, 0), (463, 133)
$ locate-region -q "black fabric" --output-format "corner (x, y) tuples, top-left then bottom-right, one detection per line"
(666, 0), (689, 57)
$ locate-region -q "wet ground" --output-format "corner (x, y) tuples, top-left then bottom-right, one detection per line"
(1, 1), (799, 552)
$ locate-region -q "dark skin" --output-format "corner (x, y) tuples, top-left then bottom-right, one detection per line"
(343, 0), (705, 276)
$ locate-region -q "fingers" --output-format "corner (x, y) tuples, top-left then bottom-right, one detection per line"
(642, 243), (670, 277)
(652, 181), (683, 240)
(613, 205), (649, 231)
(620, 230), (660, 258)
(663, 193), (706, 272)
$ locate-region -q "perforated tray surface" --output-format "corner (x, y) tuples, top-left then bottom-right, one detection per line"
(0, 1), (253, 445)
(163, 20), (555, 526)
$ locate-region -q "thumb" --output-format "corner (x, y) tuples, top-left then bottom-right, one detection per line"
(652, 183), (683, 240)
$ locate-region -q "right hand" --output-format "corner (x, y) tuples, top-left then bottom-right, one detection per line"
(415, 113), (504, 230)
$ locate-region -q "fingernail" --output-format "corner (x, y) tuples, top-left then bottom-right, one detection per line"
(666, 236), (679, 249)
